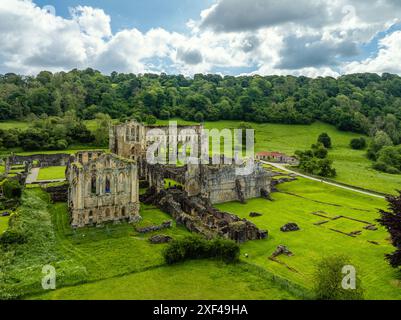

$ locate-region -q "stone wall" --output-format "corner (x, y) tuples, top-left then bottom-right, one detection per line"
(199, 162), (272, 204)
(8, 153), (70, 168)
(67, 152), (140, 228)
(141, 187), (267, 243)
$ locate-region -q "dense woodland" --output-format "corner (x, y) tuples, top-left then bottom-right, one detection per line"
(1, 69), (401, 172)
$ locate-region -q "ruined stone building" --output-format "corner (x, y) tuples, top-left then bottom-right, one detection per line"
(109, 120), (204, 178)
(146, 161), (272, 205)
(66, 120), (279, 242)
(67, 151), (140, 228)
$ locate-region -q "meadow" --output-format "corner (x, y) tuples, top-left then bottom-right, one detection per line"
(34, 261), (299, 300)
(2, 118), (401, 194)
(0, 175), (399, 299)
(37, 166), (67, 181)
(0, 216), (9, 234)
(154, 119), (401, 194)
(1, 187), (303, 300)
(217, 178), (400, 299)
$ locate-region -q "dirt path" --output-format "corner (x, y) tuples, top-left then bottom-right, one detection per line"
(25, 167), (39, 184)
(261, 161), (385, 199)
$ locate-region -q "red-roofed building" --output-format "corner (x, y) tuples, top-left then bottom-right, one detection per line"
(256, 151), (298, 165)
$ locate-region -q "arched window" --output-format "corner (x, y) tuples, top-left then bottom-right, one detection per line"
(121, 207), (126, 217)
(105, 177), (111, 193)
(91, 176), (96, 194)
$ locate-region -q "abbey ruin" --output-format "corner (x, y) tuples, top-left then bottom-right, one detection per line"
(67, 151), (140, 228)
(66, 120), (280, 241)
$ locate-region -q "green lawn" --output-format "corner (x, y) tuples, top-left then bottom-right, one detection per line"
(200, 120), (401, 195)
(0, 121), (29, 131)
(0, 188), (192, 299)
(216, 178), (401, 300)
(33, 260), (298, 300)
(3, 118), (401, 194)
(37, 166), (66, 181)
(0, 216), (10, 234)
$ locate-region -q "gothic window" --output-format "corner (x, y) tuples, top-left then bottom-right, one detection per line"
(91, 176), (96, 194)
(121, 207), (126, 217)
(105, 177), (111, 193)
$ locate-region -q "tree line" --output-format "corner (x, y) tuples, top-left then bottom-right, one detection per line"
(1, 70), (401, 139)
(1, 70), (401, 171)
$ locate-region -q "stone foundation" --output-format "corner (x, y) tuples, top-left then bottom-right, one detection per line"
(141, 187), (267, 243)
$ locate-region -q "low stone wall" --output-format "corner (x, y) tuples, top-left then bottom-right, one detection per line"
(43, 183), (69, 202)
(8, 153), (70, 168)
(140, 187), (267, 243)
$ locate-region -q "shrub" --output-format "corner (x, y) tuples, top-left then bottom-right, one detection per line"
(350, 137), (366, 150)
(318, 133), (332, 149)
(163, 236), (240, 264)
(313, 255), (364, 300)
(0, 230), (27, 246)
(3, 179), (22, 199)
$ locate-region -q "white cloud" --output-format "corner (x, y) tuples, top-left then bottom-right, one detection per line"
(344, 30), (401, 74)
(0, 0), (400, 77)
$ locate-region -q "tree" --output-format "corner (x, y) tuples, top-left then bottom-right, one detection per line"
(313, 255), (364, 300)
(145, 115), (157, 125)
(318, 133), (332, 148)
(368, 130), (392, 159)
(311, 143), (328, 159)
(3, 179), (22, 199)
(377, 192), (401, 268)
(93, 113), (111, 147)
(350, 137), (366, 150)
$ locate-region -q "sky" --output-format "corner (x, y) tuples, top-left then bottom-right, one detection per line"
(1, 0), (401, 77)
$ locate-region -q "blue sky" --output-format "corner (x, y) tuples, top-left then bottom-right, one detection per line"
(34, 0), (215, 33)
(1, 0), (401, 76)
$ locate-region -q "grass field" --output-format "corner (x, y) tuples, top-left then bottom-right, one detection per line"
(216, 178), (401, 300)
(0, 121), (29, 131)
(34, 261), (299, 300)
(1, 188), (302, 300)
(37, 166), (66, 181)
(1, 178), (400, 300)
(200, 120), (401, 195)
(0, 216), (9, 234)
(2, 118), (400, 193)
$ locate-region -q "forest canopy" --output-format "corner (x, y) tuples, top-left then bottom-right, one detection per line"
(0, 70), (401, 145)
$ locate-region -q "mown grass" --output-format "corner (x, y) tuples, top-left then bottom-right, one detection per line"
(0, 188), (192, 299)
(37, 166), (66, 181)
(216, 178), (401, 300)
(2, 118), (400, 193)
(2, 188), (302, 300)
(0, 216), (9, 234)
(0, 121), (29, 131)
(33, 260), (299, 300)
(201, 120), (401, 195)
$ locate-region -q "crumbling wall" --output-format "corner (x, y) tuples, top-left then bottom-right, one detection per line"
(8, 153), (70, 168)
(140, 187), (267, 243)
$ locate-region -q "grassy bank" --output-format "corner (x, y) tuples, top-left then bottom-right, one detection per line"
(216, 178), (401, 299)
